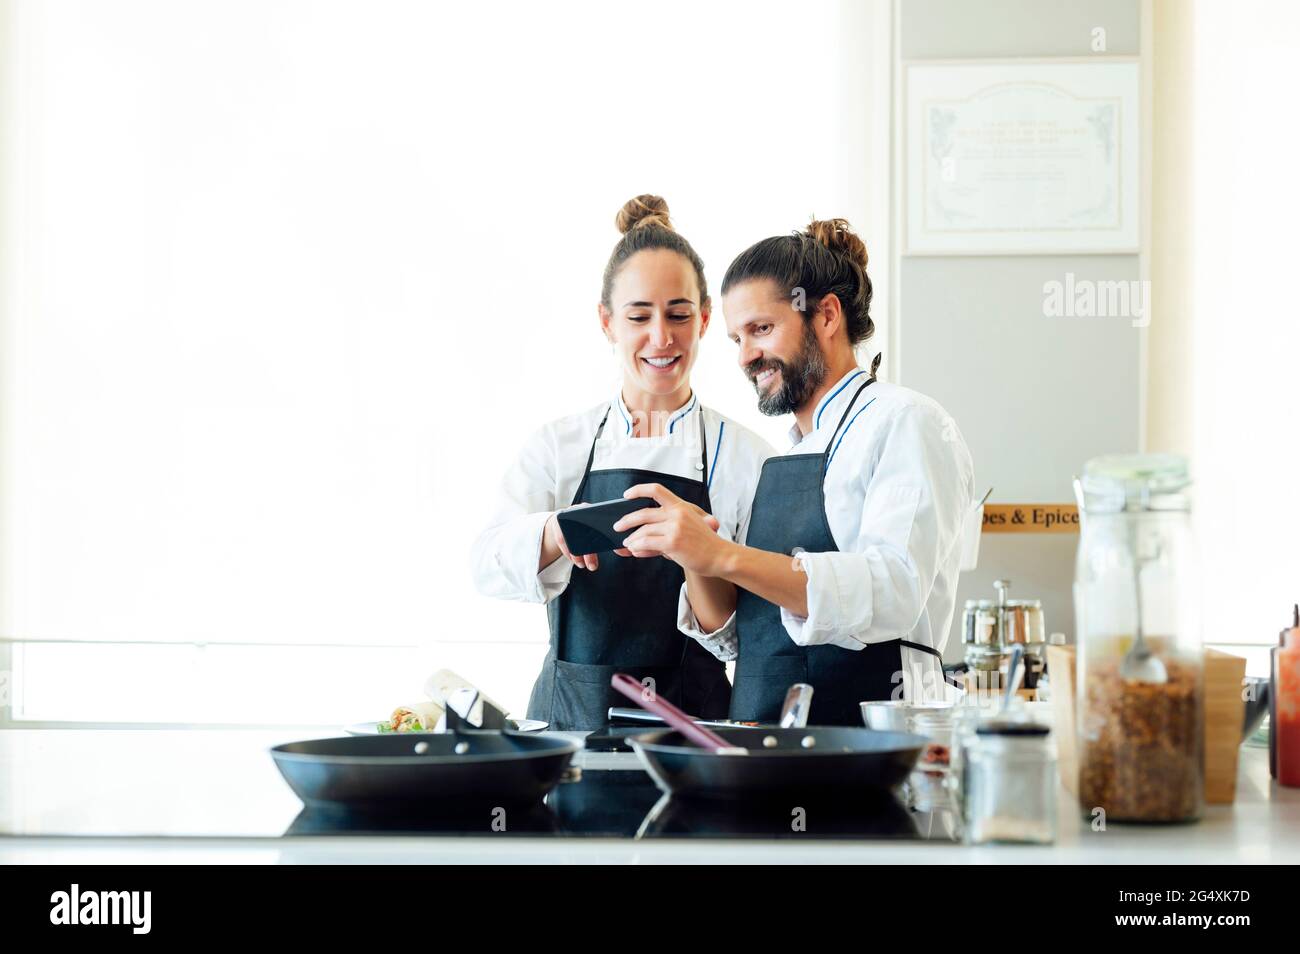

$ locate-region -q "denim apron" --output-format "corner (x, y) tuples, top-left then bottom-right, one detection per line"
(526, 408), (731, 731)
(729, 378), (942, 725)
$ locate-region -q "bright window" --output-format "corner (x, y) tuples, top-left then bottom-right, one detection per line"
(1184, 2), (1300, 656)
(0, 0), (889, 724)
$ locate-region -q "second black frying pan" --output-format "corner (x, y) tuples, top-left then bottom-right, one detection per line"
(627, 727), (926, 802)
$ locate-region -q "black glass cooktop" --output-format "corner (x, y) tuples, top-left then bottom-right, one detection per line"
(284, 768), (962, 841)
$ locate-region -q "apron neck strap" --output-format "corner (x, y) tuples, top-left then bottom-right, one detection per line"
(824, 378), (874, 452)
(697, 412), (712, 512)
(572, 407), (612, 506)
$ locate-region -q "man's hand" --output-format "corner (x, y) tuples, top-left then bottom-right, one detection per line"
(612, 483), (730, 575)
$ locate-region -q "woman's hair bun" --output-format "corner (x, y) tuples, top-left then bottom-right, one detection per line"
(616, 194), (674, 234)
(804, 217), (868, 269)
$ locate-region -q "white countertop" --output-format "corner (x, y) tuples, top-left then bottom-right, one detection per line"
(1, 727), (1297, 863)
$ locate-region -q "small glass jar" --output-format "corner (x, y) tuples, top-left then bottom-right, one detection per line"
(909, 706), (955, 745)
(962, 722), (1057, 844)
(901, 706), (957, 812)
(964, 606), (999, 669)
(904, 706), (957, 795)
(1005, 600), (1047, 691)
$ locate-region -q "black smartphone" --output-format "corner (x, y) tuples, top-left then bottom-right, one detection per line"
(556, 497), (659, 556)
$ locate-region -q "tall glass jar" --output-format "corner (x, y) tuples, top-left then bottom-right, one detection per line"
(1074, 454), (1203, 822)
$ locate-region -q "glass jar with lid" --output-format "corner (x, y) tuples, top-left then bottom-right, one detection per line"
(962, 720), (1057, 844)
(1005, 599), (1046, 690)
(1074, 454), (1203, 822)
(964, 605), (1004, 693)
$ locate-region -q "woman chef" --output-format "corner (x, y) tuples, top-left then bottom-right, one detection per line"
(613, 217), (976, 725)
(469, 195), (772, 731)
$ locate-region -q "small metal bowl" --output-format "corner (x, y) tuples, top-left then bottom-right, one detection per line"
(860, 700), (955, 733)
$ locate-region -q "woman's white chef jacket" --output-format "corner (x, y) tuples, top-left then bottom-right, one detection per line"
(470, 389), (774, 604)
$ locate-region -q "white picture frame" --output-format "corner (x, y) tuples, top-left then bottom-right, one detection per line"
(904, 58), (1140, 255)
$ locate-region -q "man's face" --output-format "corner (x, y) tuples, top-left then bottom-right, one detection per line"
(723, 278), (827, 416)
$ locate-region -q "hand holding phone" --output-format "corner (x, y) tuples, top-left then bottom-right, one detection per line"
(556, 497), (659, 556)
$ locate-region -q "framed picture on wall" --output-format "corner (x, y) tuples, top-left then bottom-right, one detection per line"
(904, 58), (1140, 255)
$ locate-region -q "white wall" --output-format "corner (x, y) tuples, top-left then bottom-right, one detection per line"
(893, 0), (1144, 657)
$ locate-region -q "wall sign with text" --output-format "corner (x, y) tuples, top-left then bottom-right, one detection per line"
(904, 58), (1141, 255)
(982, 504), (1079, 533)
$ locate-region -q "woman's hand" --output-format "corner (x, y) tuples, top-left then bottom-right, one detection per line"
(542, 509), (600, 571)
(613, 483), (730, 575)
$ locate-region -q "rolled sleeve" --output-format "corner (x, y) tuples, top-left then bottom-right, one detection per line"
(778, 548), (918, 652)
(676, 582), (738, 661)
(522, 511), (576, 602)
(535, 548), (576, 601)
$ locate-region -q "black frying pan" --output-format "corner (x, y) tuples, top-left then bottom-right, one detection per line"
(627, 727), (927, 802)
(610, 671), (926, 801)
(270, 731), (578, 810)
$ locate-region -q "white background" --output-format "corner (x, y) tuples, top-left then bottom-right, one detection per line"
(0, 0), (887, 722)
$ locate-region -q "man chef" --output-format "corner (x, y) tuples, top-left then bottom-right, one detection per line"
(614, 217), (976, 725)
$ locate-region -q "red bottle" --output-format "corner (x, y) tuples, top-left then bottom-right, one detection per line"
(1277, 628), (1300, 788)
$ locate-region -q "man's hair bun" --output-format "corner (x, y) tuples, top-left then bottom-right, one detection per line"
(804, 217), (868, 269)
(722, 215), (875, 347)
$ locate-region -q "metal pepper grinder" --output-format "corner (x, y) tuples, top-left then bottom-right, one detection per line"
(989, 578), (1048, 697)
(993, 578), (1011, 662)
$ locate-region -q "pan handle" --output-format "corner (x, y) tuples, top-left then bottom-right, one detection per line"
(607, 706), (665, 725)
(779, 683), (814, 729)
(610, 673), (746, 755)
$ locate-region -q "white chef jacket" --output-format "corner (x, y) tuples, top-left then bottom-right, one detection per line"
(470, 389), (774, 605)
(678, 367), (976, 703)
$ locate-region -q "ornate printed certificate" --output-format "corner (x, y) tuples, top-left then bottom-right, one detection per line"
(905, 60), (1140, 254)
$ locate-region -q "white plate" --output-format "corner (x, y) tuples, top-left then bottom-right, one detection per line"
(343, 718), (549, 736)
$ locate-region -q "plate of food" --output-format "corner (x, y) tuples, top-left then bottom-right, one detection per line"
(344, 702), (548, 736)
(345, 670), (550, 736)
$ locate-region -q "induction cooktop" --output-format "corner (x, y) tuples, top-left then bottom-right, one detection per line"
(283, 767), (962, 841)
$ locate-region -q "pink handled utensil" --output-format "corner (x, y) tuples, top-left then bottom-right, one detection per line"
(610, 673), (747, 755)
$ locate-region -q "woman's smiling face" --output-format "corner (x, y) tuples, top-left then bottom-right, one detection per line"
(601, 248), (710, 405)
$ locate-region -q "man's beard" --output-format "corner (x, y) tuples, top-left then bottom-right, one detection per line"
(746, 320), (828, 417)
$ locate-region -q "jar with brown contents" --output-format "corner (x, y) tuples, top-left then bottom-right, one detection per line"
(1078, 654), (1202, 821)
(1074, 454), (1204, 824)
